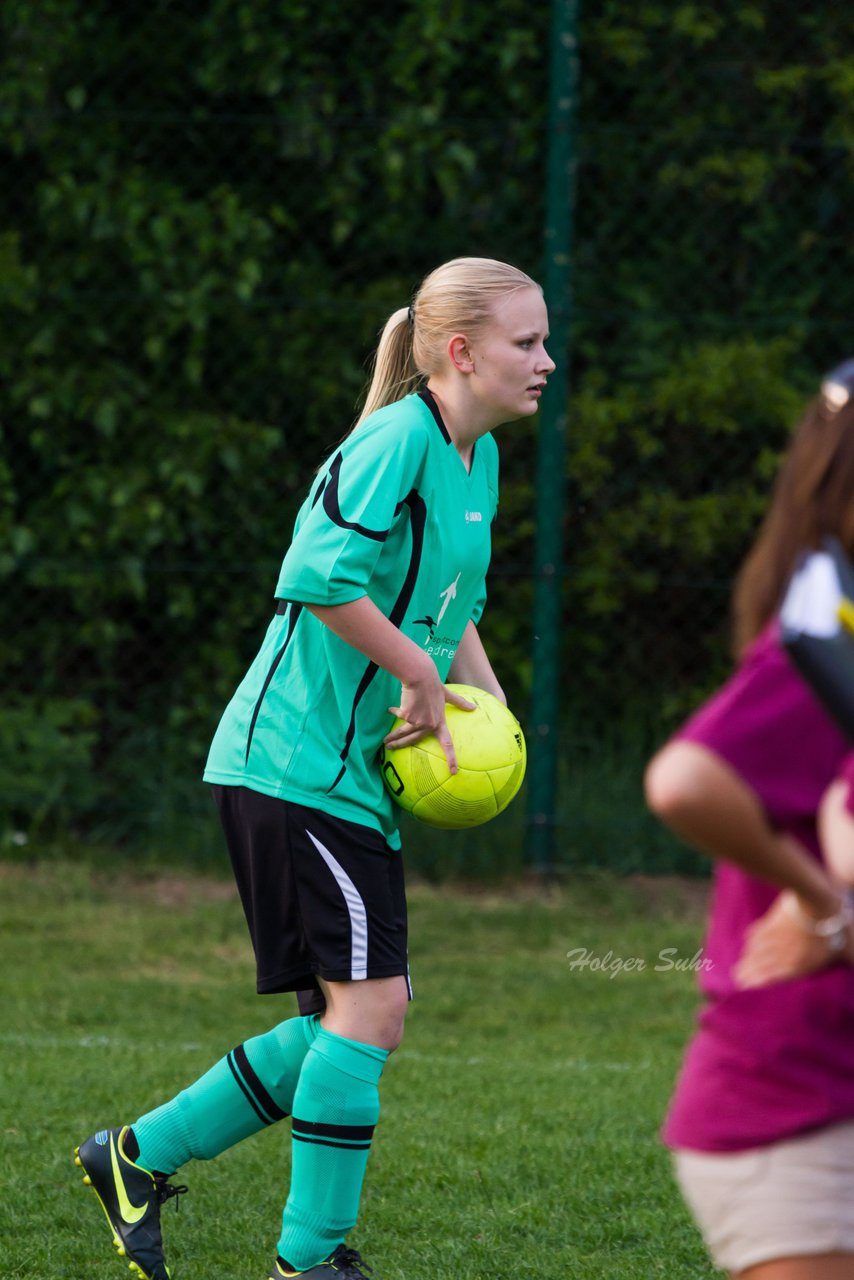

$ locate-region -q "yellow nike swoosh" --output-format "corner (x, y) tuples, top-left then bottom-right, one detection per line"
(109, 1133), (148, 1225)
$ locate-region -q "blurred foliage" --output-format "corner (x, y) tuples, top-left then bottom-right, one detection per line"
(0, 698), (98, 836)
(1, 1), (851, 854)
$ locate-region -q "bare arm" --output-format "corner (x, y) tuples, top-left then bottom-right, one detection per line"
(645, 741), (843, 917)
(646, 740), (853, 986)
(820, 778), (854, 886)
(306, 596), (474, 771)
(446, 619), (506, 704)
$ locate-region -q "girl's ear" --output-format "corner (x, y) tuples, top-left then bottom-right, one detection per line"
(447, 334), (475, 374)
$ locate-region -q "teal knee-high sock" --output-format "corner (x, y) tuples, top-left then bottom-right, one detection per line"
(132, 1014), (320, 1173)
(277, 1028), (389, 1271)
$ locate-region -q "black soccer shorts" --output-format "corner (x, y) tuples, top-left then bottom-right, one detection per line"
(211, 785), (410, 1006)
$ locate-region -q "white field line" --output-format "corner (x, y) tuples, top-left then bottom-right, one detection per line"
(396, 1049), (651, 1072)
(0, 1032), (651, 1073)
(0, 1031), (207, 1052)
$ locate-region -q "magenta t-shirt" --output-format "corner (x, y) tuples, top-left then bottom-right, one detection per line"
(841, 754), (854, 799)
(662, 622), (854, 1152)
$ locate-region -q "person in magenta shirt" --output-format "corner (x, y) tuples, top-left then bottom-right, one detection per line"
(645, 358), (854, 1280)
(821, 755), (854, 885)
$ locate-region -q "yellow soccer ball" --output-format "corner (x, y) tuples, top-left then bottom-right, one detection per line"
(379, 684), (527, 829)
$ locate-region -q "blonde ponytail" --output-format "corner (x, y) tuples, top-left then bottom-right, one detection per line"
(355, 307), (420, 426)
(354, 257), (541, 430)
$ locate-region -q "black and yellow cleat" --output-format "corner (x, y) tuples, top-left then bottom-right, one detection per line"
(74, 1125), (187, 1280)
(269, 1245), (381, 1280)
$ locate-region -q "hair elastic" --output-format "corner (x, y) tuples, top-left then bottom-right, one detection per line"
(821, 357), (854, 411)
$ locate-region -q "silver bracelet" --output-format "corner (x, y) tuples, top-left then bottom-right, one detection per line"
(784, 892), (854, 953)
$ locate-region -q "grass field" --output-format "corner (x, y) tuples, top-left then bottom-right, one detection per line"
(0, 859), (719, 1280)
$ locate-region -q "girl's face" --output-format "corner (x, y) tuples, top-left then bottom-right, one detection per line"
(467, 287), (555, 425)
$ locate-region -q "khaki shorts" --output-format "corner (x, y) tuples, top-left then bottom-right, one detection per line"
(673, 1121), (854, 1275)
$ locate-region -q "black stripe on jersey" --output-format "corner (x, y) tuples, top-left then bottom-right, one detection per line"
(311, 474), (327, 508)
(322, 452), (391, 542)
(231, 1043), (289, 1123)
(326, 660), (381, 793)
(389, 490), (428, 628)
(417, 387), (477, 466)
(326, 488), (427, 794)
(417, 387), (452, 444)
(244, 602), (304, 763)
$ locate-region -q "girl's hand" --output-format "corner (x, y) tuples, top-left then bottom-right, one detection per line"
(385, 678), (476, 774)
(734, 890), (853, 988)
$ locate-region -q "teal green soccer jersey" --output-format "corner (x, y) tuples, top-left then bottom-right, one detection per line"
(203, 390), (499, 847)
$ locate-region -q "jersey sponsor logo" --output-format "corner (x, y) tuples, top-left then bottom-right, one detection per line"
(413, 616), (457, 658)
(413, 573), (462, 657)
(465, 510), (483, 522)
(414, 573), (460, 645)
(423, 640), (457, 660)
(436, 573), (460, 627)
(413, 614), (437, 638)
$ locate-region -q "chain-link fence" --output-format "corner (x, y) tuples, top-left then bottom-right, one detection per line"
(2, 2), (851, 876)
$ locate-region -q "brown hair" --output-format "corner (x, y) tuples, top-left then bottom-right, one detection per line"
(732, 386), (854, 654)
(354, 256), (541, 426)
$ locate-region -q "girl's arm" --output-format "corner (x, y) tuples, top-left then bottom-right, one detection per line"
(446, 619), (507, 704)
(306, 596), (474, 771)
(741, 772), (854, 985)
(645, 741), (854, 985)
(820, 775), (854, 886)
(646, 741), (842, 913)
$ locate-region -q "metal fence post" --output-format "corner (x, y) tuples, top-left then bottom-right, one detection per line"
(525, 0), (580, 875)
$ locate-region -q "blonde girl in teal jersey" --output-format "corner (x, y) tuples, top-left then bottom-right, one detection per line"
(75, 258), (554, 1280)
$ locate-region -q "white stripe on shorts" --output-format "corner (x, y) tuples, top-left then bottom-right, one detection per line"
(306, 830), (369, 980)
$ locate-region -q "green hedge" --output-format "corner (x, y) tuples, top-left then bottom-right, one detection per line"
(1, 1), (850, 850)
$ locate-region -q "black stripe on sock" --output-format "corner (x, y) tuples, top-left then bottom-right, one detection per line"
(232, 1043), (289, 1123)
(226, 1050), (281, 1127)
(291, 1117), (375, 1142)
(292, 1133), (373, 1150)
